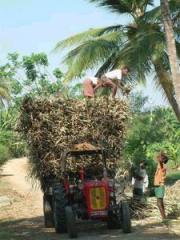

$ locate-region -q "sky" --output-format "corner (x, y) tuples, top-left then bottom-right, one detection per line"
(0, 0), (167, 107)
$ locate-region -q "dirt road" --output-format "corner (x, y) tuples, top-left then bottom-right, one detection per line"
(0, 158), (179, 240)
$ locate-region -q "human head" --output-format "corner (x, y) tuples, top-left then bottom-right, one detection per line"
(157, 152), (169, 164)
(121, 66), (130, 76)
(140, 160), (147, 169)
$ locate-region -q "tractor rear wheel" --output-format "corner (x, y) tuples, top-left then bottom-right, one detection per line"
(43, 194), (54, 227)
(65, 206), (77, 238)
(121, 201), (131, 233)
(53, 184), (67, 233)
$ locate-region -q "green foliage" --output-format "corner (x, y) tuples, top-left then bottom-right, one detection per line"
(146, 141), (180, 168)
(53, 68), (63, 79)
(166, 171), (180, 185)
(22, 52), (48, 82)
(0, 66), (11, 105)
(123, 104), (180, 185)
(0, 144), (11, 166)
(0, 128), (26, 161)
(129, 91), (148, 112)
(88, 0), (154, 18)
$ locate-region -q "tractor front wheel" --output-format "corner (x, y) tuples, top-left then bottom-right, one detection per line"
(107, 210), (121, 229)
(121, 201), (131, 233)
(53, 184), (67, 233)
(65, 206), (77, 238)
(43, 194), (54, 228)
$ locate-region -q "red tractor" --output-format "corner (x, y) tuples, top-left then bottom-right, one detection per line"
(43, 149), (131, 238)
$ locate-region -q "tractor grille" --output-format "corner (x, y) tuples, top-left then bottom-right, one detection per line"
(90, 187), (106, 210)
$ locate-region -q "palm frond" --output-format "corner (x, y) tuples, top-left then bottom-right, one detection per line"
(153, 60), (174, 105)
(62, 32), (124, 82)
(142, 0), (180, 25)
(95, 52), (117, 77)
(112, 23), (166, 84)
(88, 0), (132, 14)
(142, 6), (161, 23)
(88, 0), (154, 17)
(54, 25), (123, 51)
(63, 41), (118, 82)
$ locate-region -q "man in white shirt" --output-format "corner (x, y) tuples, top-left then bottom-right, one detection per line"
(132, 160), (149, 199)
(83, 66), (129, 98)
(94, 66), (129, 97)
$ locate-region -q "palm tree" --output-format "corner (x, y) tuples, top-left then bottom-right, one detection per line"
(160, 0), (180, 112)
(54, 0), (180, 120)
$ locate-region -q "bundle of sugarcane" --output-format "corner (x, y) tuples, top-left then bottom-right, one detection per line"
(18, 96), (129, 187)
(130, 181), (180, 219)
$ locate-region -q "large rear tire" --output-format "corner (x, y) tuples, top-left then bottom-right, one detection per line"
(43, 194), (54, 228)
(121, 201), (131, 233)
(65, 206), (78, 238)
(53, 184), (67, 233)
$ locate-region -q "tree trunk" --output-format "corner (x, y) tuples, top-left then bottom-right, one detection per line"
(153, 60), (180, 120)
(160, 0), (180, 116)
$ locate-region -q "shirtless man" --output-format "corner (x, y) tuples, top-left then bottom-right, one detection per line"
(83, 66), (129, 98)
(154, 152), (169, 220)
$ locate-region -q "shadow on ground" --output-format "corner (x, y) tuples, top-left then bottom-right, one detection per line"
(0, 216), (179, 240)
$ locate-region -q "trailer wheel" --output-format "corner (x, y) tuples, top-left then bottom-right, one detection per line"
(65, 206), (77, 238)
(53, 184), (67, 233)
(121, 201), (131, 233)
(43, 194), (54, 227)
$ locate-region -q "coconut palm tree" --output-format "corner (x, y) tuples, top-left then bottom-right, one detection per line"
(160, 0), (180, 111)
(54, 0), (180, 119)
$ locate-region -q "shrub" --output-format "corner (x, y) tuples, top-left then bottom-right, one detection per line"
(0, 130), (26, 159)
(9, 141), (27, 158)
(0, 144), (11, 166)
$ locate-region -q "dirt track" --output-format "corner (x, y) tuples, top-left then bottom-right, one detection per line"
(0, 158), (180, 240)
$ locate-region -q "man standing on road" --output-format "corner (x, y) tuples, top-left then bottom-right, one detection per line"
(83, 66), (130, 98)
(154, 152), (169, 220)
(132, 160), (149, 201)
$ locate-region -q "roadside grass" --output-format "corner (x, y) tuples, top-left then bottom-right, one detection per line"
(166, 171), (180, 185)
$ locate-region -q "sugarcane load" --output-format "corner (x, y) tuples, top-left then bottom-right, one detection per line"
(19, 96), (129, 180)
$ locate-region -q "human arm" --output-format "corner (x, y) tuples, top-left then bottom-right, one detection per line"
(144, 174), (149, 192)
(93, 81), (103, 93)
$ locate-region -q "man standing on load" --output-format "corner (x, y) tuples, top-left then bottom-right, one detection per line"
(83, 66), (130, 98)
